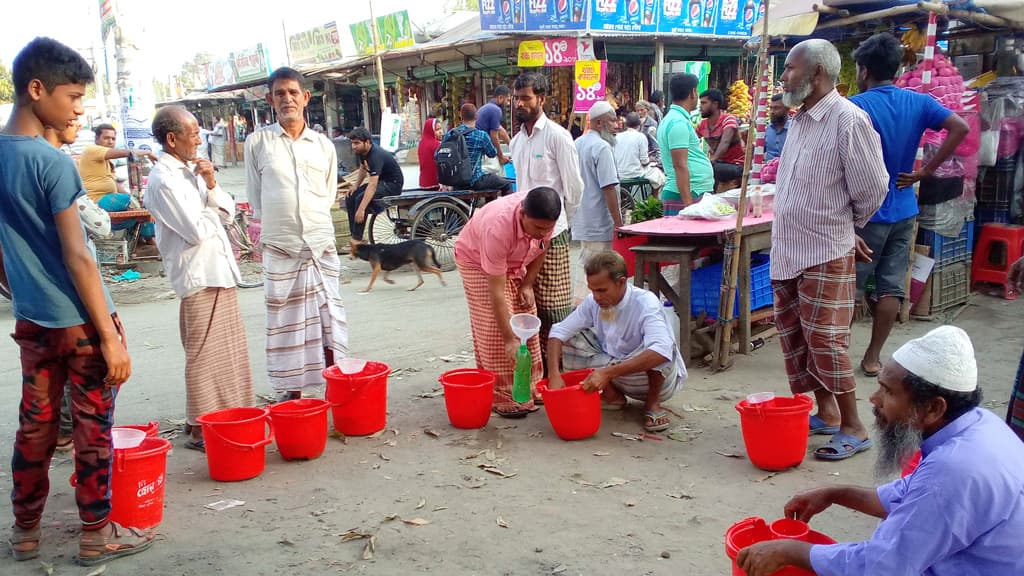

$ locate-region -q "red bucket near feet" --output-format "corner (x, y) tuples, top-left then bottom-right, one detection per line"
(196, 407), (274, 482)
(323, 362), (390, 436)
(440, 369), (496, 429)
(268, 399), (330, 461)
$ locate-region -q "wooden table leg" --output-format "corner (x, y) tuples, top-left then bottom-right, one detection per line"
(739, 242), (752, 354)
(678, 252), (692, 362)
(634, 252), (646, 288)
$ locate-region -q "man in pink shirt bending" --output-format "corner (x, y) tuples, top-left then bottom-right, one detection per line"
(454, 187), (561, 418)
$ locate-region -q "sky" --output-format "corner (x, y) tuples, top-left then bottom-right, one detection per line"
(1, 0), (463, 80)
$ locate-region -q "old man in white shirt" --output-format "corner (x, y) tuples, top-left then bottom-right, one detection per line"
(146, 105), (254, 451)
(547, 251), (686, 433)
(510, 72), (583, 371)
(245, 67), (347, 400)
(614, 112), (666, 192)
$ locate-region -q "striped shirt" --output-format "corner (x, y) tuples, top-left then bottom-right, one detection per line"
(771, 90), (888, 281)
(447, 124), (498, 185)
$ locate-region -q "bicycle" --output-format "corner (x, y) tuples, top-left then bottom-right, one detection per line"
(225, 202), (264, 289)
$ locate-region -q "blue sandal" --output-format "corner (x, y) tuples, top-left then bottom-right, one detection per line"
(809, 415), (840, 436)
(814, 433), (873, 461)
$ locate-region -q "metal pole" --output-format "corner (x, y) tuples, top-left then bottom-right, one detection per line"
(653, 41), (665, 93)
(369, 0), (388, 113)
(282, 20), (292, 66)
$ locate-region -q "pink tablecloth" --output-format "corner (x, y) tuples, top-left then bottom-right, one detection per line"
(619, 213), (774, 237)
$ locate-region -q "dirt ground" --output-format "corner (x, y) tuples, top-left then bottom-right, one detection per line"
(0, 168), (1021, 575)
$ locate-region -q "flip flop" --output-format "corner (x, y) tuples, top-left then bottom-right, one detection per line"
(184, 439), (206, 453)
(860, 362), (880, 378)
(809, 415), (840, 436)
(814, 432), (873, 461)
(644, 410), (671, 433)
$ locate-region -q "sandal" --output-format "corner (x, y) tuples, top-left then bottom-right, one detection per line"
(55, 435), (74, 452)
(814, 432), (873, 461)
(77, 521), (154, 566)
(184, 439), (206, 453)
(644, 411), (671, 433)
(492, 406), (537, 419)
(9, 523), (41, 561)
(860, 361), (881, 378)
(809, 415), (840, 436)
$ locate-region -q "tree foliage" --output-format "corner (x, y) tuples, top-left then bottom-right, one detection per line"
(0, 60), (14, 104)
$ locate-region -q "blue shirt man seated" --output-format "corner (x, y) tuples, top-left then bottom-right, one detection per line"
(546, 251), (687, 433)
(738, 326), (1024, 576)
(445, 104), (512, 193)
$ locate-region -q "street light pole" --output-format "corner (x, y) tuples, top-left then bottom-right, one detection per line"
(368, 0), (388, 114)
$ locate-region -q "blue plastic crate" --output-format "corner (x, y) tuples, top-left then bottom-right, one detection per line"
(917, 222), (974, 266)
(691, 253), (772, 320)
(975, 207), (1010, 225)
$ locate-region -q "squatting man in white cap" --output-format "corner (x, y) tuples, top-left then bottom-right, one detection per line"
(570, 100), (622, 306)
(737, 326), (1024, 576)
(546, 251), (687, 433)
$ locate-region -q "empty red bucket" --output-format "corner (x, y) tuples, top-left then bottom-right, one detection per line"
(268, 399), (330, 461)
(736, 395), (813, 471)
(536, 369), (601, 441)
(108, 437), (172, 530)
(323, 361), (390, 436)
(725, 517), (836, 576)
(440, 369), (496, 429)
(196, 407), (274, 482)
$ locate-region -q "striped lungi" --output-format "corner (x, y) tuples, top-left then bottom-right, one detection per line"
(1008, 347), (1024, 442)
(561, 329), (686, 402)
(457, 262), (542, 413)
(264, 246), (348, 393)
(572, 240), (613, 307)
(536, 230), (573, 368)
(180, 287), (254, 424)
(772, 253), (856, 395)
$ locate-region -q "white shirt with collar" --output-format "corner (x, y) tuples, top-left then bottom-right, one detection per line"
(509, 113), (583, 237)
(245, 122), (339, 258)
(145, 152), (240, 299)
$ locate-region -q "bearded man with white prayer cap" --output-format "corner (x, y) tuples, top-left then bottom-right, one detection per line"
(737, 325), (1024, 576)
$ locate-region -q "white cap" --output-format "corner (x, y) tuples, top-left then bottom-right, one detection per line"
(588, 101), (616, 120)
(892, 326), (977, 393)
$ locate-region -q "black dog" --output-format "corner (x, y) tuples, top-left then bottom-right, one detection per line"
(352, 240), (446, 293)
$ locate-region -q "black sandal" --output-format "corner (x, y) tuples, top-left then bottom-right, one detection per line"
(184, 439), (206, 452)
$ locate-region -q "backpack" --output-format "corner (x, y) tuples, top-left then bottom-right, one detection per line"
(435, 127), (473, 188)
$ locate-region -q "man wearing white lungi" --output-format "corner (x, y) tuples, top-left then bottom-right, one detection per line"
(547, 251), (686, 433)
(245, 67), (347, 399)
(146, 106), (254, 451)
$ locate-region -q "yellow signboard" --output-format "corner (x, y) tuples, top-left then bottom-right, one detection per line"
(517, 40), (545, 67)
(575, 61), (602, 88)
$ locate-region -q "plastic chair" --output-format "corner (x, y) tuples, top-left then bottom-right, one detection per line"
(971, 223), (1024, 299)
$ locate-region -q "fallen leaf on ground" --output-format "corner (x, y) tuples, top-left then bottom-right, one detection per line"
(40, 561), (54, 575)
(495, 425), (517, 430)
(339, 529), (374, 542)
(205, 499), (245, 511)
(753, 472), (778, 483)
(497, 516), (508, 528)
(528, 431), (544, 438)
(367, 430), (385, 439)
(478, 464), (517, 478)
(362, 535), (376, 560)
(278, 538), (295, 547)
(682, 404), (713, 412)
(384, 514), (399, 521)
(828, 472), (840, 477)
(418, 388), (444, 398)
(377, 453), (390, 461)
(714, 451), (745, 459)
(666, 426), (704, 442)
(415, 498), (426, 510)
(424, 429), (441, 438)
(380, 439), (397, 447)
(551, 564), (568, 574)
(666, 492), (694, 500)
(433, 506), (448, 511)
(484, 448), (496, 461)
(624, 499), (637, 507)
(402, 518), (431, 526)
(600, 477), (629, 488)
(391, 428), (400, 436)
(311, 508), (335, 517)
(592, 451), (611, 457)
(328, 430), (348, 443)
(611, 432), (644, 441)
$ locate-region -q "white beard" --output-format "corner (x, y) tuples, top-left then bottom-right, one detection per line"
(782, 78), (812, 108)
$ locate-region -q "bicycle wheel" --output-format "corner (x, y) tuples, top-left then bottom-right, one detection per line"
(410, 200), (469, 272)
(367, 209), (402, 245)
(225, 219), (264, 288)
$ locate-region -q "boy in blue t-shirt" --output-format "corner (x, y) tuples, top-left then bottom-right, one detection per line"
(847, 33), (968, 377)
(0, 37), (153, 566)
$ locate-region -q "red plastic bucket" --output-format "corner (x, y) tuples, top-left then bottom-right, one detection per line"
(196, 407), (274, 482)
(725, 517), (836, 576)
(536, 370), (601, 441)
(440, 369), (496, 429)
(268, 399), (329, 461)
(902, 449), (922, 477)
(108, 437), (172, 530)
(69, 421), (161, 488)
(736, 395), (813, 471)
(323, 362), (390, 436)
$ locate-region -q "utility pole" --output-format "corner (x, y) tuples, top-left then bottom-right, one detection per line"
(282, 20), (292, 66)
(368, 0), (388, 113)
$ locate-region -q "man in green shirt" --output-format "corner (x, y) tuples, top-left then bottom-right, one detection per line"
(657, 74), (715, 211)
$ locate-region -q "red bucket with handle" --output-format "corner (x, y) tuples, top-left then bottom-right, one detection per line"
(196, 407), (274, 482)
(323, 362), (390, 436)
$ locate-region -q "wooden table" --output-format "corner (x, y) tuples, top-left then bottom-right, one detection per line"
(619, 213), (774, 361)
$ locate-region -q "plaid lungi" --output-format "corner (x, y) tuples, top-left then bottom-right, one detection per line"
(1008, 347), (1024, 442)
(772, 253), (856, 395)
(457, 262), (542, 413)
(572, 240), (613, 307)
(180, 287), (254, 424)
(561, 329), (686, 402)
(264, 246), (348, 393)
(536, 230), (573, 367)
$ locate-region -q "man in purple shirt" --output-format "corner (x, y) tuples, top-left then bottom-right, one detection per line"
(738, 326), (1024, 576)
(477, 86), (511, 166)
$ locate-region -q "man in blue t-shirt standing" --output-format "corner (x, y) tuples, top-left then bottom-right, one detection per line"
(848, 33), (968, 376)
(476, 85), (511, 167)
(0, 37), (153, 565)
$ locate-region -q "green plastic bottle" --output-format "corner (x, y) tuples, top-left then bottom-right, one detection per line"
(512, 343), (532, 403)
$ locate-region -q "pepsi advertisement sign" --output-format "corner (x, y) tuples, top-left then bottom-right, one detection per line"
(658, 0), (716, 35)
(480, 0), (526, 32)
(714, 0), (763, 37)
(525, 0), (588, 32)
(589, 0), (658, 33)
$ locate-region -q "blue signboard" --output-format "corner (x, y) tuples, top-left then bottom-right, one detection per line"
(525, 0), (588, 32)
(589, 0), (658, 33)
(713, 0), (762, 37)
(480, 0), (526, 32)
(658, 0), (717, 36)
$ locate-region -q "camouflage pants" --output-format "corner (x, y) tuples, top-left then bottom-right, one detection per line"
(10, 316), (124, 530)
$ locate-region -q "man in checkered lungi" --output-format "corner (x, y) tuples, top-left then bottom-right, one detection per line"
(509, 73), (583, 372)
(772, 40), (888, 462)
